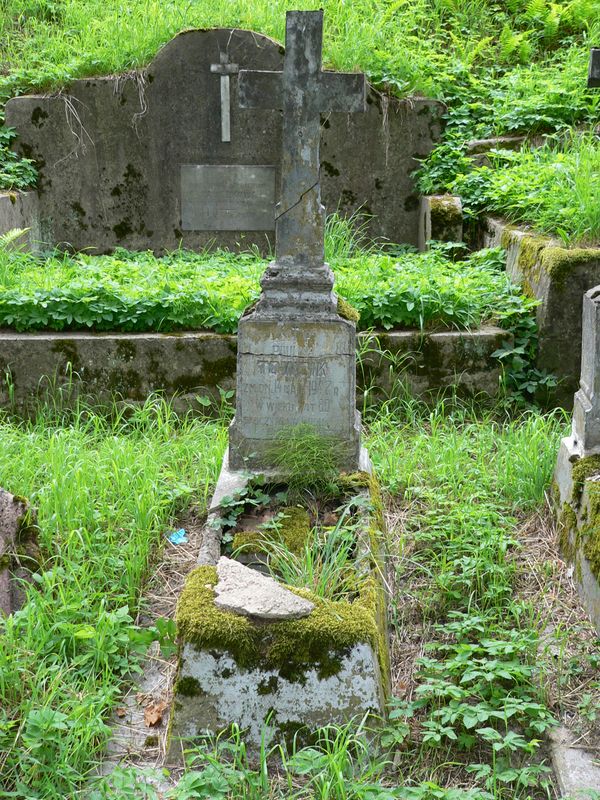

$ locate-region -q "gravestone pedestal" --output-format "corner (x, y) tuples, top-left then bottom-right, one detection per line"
(229, 266), (360, 469)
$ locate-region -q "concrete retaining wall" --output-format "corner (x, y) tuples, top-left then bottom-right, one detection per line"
(0, 191), (41, 251)
(0, 327), (508, 414)
(482, 216), (600, 407)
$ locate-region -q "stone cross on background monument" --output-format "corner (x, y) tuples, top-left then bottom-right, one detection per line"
(229, 10), (367, 469)
(210, 50), (239, 142)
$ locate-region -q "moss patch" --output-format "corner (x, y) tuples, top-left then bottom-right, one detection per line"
(572, 455), (600, 506)
(232, 506), (311, 556)
(337, 296), (360, 324)
(541, 246), (600, 289)
(558, 502), (578, 562)
(174, 676), (203, 697)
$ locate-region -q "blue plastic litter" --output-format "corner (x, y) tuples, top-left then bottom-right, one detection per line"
(168, 528), (188, 545)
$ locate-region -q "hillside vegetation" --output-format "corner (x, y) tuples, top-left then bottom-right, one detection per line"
(0, 0), (598, 241)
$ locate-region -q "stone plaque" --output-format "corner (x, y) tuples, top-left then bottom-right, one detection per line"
(181, 165), (276, 231)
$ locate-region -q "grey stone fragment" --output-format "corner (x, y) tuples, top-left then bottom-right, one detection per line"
(550, 725), (600, 797)
(214, 556), (314, 619)
(0, 488), (38, 616)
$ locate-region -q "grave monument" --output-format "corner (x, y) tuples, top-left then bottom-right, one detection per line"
(554, 286), (600, 632)
(229, 9), (365, 470)
(168, 11), (388, 755)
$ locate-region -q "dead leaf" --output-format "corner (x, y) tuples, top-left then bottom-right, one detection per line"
(144, 700), (168, 727)
(116, 707), (127, 718)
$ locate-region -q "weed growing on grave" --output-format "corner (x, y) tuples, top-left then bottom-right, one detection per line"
(267, 423), (344, 500)
(256, 498), (370, 600)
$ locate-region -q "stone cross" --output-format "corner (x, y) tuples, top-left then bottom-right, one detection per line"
(589, 48), (600, 88)
(238, 10), (365, 266)
(210, 51), (239, 142)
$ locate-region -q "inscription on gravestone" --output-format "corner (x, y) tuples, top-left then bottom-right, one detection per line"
(229, 10), (366, 470)
(181, 165), (276, 231)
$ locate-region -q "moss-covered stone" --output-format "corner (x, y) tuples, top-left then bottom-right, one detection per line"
(337, 296), (360, 324)
(541, 247), (600, 289)
(510, 229), (599, 292)
(430, 195), (462, 229)
(572, 455), (600, 506)
(176, 565), (382, 681)
(232, 506), (311, 556)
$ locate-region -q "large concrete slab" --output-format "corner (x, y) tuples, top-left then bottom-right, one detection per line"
(5, 29), (443, 253)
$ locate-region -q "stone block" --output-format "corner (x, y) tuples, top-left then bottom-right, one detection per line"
(0, 191), (41, 252)
(229, 315), (360, 470)
(5, 30), (443, 253)
(418, 195), (463, 251)
(0, 489), (39, 616)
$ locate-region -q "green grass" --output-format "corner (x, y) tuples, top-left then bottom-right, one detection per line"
(0, 243), (533, 334)
(0, 0), (594, 102)
(451, 133), (600, 245)
(0, 399), (226, 797)
(0, 394), (569, 798)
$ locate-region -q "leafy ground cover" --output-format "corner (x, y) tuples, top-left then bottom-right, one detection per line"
(0, 0), (598, 242)
(2, 394), (598, 799)
(0, 244), (533, 334)
(450, 134), (600, 245)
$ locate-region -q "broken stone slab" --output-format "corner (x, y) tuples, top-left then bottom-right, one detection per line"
(214, 556), (314, 619)
(0, 488), (39, 616)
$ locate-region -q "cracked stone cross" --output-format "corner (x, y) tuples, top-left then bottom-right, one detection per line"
(238, 10), (366, 268)
(228, 10), (367, 471)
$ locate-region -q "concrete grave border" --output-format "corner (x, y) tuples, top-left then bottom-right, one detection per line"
(482, 216), (600, 407)
(0, 327), (509, 414)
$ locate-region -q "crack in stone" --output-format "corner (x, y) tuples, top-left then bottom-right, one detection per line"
(274, 179), (320, 222)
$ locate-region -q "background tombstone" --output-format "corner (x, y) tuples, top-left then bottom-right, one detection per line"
(5, 29), (443, 253)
